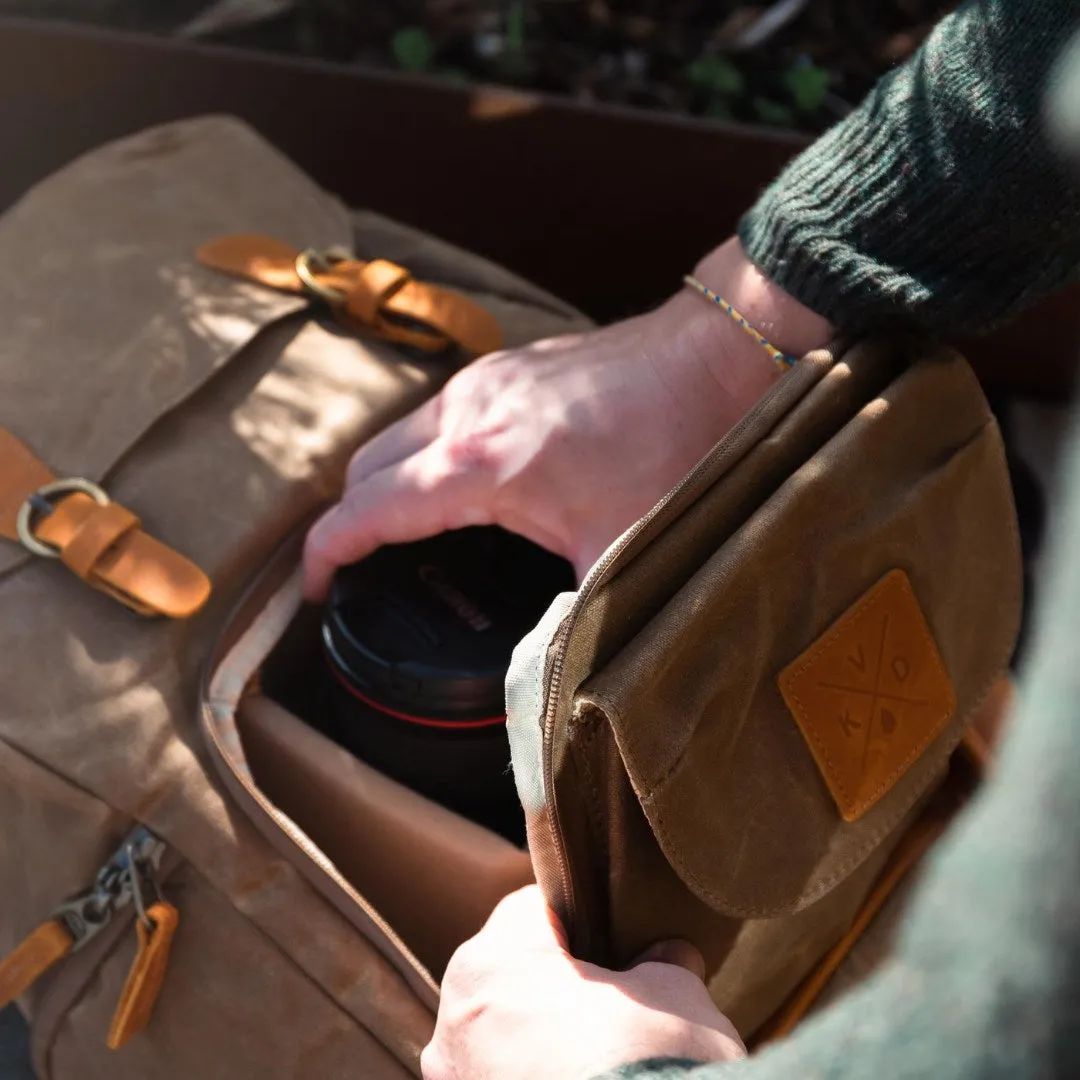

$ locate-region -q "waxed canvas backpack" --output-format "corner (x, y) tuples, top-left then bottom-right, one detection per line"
(0, 115), (588, 1078)
(0, 114), (1019, 1079)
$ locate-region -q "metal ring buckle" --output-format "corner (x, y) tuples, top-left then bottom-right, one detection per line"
(295, 246), (354, 307)
(16, 478), (110, 559)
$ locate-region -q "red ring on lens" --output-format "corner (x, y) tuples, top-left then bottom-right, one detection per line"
(329, 664), (507, 730)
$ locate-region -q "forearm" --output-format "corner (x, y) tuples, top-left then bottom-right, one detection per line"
(739, 0), (1080, 335)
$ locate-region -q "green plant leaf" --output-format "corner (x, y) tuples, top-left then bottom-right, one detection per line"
(686, 55), (745, 97)
(392, 26), (435, 73)
(752, 96), (797, 128)
(506, 1), (526, 53)
(783, 63), (830, 112)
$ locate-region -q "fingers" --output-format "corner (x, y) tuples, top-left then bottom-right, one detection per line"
(344, 397), (441, 488)
(630, 940), (707, 982)
(479, 885), (570, 954)
(302, 446), (492, 601)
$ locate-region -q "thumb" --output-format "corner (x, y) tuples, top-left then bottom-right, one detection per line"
(630, 940), (707, 981)
(479, 885), (570, 954)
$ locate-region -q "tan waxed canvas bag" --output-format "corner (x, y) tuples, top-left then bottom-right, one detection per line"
(0, 115), (592, 1078)
(506, 336), (1022, 1039)
(0, 112), (1020, 1078)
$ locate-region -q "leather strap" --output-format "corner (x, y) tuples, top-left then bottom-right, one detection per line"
(0, 429), (211, 618)
(0, 429), (55, 535)
(0, 920), (73, 1010)
(55, 501), (141, 580)
(196, 234), (503, 357)
(107, 901), (180, 1050)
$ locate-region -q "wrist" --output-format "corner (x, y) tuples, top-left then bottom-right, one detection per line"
(692, 237), (833, 357)
(643, 237), (830, 433)
(636, 238), (833, 439)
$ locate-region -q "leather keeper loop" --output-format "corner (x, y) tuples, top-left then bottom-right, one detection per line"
(344, 260), (412, 325)
(58, 500), (141, 580)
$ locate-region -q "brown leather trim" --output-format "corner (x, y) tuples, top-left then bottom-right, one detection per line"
(105, 901), (179, 1050)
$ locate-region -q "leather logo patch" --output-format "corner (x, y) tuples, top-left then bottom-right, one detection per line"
(778, 570), (956, 822)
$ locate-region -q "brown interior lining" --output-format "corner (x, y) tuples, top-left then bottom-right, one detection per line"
(237, 696), (533, 978)
(210, 570), (533, 980)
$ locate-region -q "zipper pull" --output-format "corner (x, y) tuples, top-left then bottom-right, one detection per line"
(107, 849), (179, 1050)
(0, 920), (74, 1010)
(0, 826), (167, 1013)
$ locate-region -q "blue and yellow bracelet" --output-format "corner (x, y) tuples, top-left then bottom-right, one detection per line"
(683, 274), (799, 372)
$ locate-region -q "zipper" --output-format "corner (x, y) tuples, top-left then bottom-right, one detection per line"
(49, 826), (166, 955)
(4, 824), (172, 1074)
(539, 355), (831, 932)
(30, 839), (183, 1077)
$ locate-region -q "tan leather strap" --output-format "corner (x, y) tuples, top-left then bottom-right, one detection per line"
(0, 429), (211, 618)
(196, 234), (503, 357)
(107, 901), (180, 1050)
(54, 501), (141, 580)
(0, 920), (73, 1009)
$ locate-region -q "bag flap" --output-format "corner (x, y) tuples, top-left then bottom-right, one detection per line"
(0, 115), (351, 577)
(573, 344), (1021, 918)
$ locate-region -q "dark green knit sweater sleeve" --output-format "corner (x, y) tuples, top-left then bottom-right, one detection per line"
(739, 0), (1080, 334)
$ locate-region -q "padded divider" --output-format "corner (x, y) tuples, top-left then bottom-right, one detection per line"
(208, 556), (535, 982)
(236, 694), (533, 979)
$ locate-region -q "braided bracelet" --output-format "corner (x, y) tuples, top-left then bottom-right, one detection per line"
(683, 274), (798, 372)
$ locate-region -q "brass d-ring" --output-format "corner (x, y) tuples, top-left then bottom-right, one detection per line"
(16, 478), (110, 559)
(295, 248), (351, 307)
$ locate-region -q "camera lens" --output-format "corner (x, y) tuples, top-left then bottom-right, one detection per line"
(322, 527), (575, 840)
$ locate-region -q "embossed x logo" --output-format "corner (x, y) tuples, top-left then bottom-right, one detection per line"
(816, 613), (930, 775)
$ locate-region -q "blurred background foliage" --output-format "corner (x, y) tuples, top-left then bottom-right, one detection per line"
(0, 0), (953, 133)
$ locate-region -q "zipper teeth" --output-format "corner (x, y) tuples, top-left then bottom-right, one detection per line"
(540, 509), (675, 927)
(540, 360), (822, 930)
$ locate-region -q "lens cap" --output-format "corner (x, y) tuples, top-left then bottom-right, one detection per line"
(324, 527), (575, 720)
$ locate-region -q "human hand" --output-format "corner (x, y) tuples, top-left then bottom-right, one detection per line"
(303, 239), (831, 598)
(421, 886), (746, 1080)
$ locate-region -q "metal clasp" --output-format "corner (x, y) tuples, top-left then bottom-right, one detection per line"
(294, 246), (355, 307)
(15, 477), (110, 559)
(50, 826), (166, 952)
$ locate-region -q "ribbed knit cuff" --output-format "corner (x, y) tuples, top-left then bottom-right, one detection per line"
(738, 87), (913, 333)
(739, 0), (1080, 336)
(589, 1057), (703, 1080)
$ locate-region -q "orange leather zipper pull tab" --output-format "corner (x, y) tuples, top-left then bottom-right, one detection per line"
(0, 919), (74, 1009)
(107, 901), (179, 1050)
